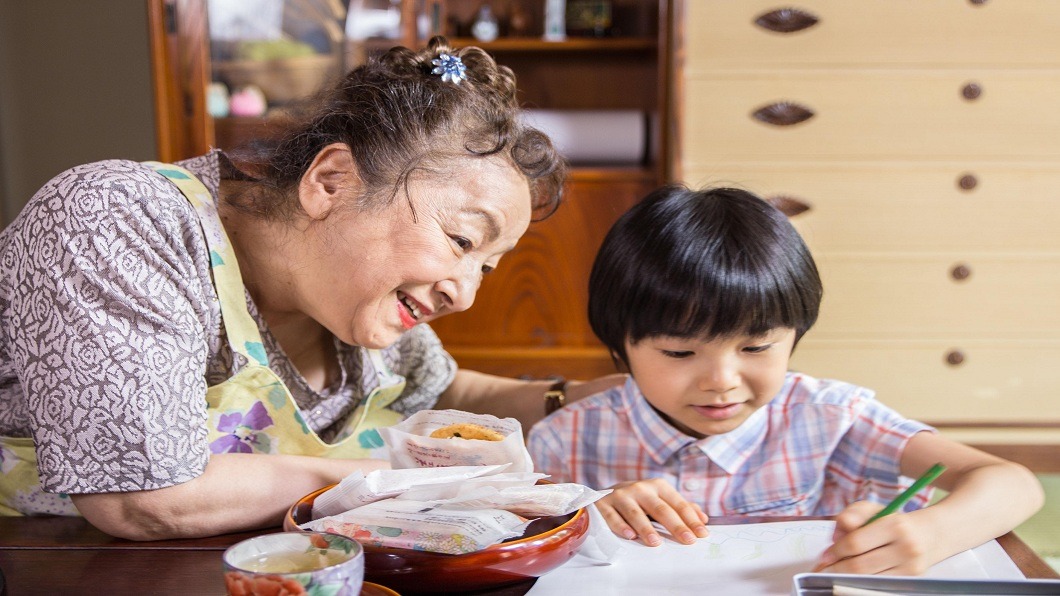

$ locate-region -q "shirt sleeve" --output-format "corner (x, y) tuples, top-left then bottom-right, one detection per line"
(527, 416), (574, 483)
(828, 391), (937, 512)
(3, 160), (217, 494)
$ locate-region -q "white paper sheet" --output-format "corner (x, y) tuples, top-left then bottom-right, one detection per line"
(526, 520), (1025, 596)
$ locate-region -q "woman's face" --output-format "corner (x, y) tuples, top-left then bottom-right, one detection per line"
(304, 156), (532, 349)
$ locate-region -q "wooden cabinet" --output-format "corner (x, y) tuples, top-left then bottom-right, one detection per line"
(150, 0), (673, 380)
(677, 0), (1060, 468)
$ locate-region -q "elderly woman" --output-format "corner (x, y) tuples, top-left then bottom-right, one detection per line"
(0, 37), (618, 539)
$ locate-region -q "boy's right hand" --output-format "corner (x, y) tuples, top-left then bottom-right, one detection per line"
(597, 478), (709, 546)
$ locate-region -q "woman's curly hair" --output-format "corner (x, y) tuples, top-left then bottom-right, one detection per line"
(228, 36), (566, 221)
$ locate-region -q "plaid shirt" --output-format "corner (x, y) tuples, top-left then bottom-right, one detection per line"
(528, 372), (935, 516)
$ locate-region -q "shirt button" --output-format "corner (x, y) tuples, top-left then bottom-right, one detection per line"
(682, 479), (703, 491)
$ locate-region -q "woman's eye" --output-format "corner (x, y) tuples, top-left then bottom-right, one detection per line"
(450, 235), (473, 251)
(481, 264), (495, 274)
(662, 350), (693, 359)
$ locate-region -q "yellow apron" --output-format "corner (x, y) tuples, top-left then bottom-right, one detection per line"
(0, 162), (405, 516)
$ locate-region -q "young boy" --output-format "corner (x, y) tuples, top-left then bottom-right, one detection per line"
(527, 185), (1043, 576)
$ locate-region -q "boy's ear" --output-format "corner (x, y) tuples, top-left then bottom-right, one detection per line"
(299, 143), (359, 220)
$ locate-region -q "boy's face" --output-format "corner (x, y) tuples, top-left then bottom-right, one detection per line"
(624, 328), (797, 439)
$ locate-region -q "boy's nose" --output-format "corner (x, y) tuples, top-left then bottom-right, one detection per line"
(699, 360), (740, 394)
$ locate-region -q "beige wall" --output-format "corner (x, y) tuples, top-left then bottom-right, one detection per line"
(0, 0), (157, 225)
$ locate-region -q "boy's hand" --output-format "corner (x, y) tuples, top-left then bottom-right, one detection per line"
(814, 501), (940, 575)
(596, 478), (709, 546)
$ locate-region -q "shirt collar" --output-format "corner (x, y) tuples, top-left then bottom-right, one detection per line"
(622, 378), (699, 465)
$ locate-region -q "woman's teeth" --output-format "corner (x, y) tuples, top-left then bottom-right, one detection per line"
(400, 295), (422, 319)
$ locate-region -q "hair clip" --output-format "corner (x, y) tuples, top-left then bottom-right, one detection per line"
(431, 53), (468, 84)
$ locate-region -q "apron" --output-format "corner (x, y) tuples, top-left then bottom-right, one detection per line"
(0, 161), (405, 516)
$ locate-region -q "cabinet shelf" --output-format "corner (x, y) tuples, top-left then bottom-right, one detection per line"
(447, 37), (657, 53)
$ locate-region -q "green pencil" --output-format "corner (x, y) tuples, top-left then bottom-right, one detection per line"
(862, 462), (947, 526)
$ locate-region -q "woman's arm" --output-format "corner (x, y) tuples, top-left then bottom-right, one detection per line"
(818, 432), (1044, 575)
(71, 453), (389, 541)
(435, 369), (627, 429)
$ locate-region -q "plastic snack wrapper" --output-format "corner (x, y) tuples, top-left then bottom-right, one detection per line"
(311, 464), (512, 519)
(301, 409), (615, 556)
(379, 409), (534, 472)
(301, 498), (532, 555)
(402, 479), (607, 518)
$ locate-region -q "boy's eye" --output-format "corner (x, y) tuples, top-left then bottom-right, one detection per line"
(661, 350), (694, 359)
(743, 344), (772, 354)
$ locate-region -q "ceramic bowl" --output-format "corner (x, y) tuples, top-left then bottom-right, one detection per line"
(284, 483), (590, 594)
(223, 531), (364, 596)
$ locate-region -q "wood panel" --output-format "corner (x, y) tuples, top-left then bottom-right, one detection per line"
(431, 170), (653, 353)
(790, 340), (1060, 424)
(683, 71), (1060, 161)
(683, 164), (1060, 252)
(687, 1), (1060, 68)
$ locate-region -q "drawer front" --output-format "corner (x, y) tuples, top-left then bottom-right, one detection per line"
(682, 164), (1060, 252)
(682, 72), (1060, 161)
(789, 340), (1060, 425)
(687, 1), (1060, 68)
(810, 255), (1060, 339)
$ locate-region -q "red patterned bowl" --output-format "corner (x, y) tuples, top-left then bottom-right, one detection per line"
(284, 483), (589, 594)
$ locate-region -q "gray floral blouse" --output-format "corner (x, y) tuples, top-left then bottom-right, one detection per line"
(0, 152), (456, 495)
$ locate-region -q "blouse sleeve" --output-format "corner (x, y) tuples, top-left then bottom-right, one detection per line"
(384, 323), (457, 416)
(1, 160), (218, 494)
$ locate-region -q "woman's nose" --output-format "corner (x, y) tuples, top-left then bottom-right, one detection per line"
(436, 267), (480, 313)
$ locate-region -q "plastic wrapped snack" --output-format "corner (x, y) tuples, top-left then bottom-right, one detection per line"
(311, 464), (511, 519)
(380, 409), (534, 472)
(301, 498), (531, 555)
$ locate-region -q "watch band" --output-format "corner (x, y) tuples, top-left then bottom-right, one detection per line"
(544, 378), (567, 416)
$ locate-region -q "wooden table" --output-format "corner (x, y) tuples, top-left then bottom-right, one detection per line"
(1, 515), (1055, 595)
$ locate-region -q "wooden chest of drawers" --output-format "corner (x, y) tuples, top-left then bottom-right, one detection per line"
(677, 0), (1060, 459)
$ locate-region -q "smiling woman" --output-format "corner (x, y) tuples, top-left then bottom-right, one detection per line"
(0, 36), (622, 539)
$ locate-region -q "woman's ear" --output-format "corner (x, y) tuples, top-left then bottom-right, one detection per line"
(299, 143), (359, 220)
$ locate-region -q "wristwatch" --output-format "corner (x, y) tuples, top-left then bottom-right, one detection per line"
(544, 378), (567, 416)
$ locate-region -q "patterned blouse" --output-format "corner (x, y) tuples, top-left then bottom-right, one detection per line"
(0, 151), (456, 495)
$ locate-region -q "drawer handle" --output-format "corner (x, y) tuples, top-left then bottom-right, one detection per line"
(754, 8), (820, 33)
(765, 195), (812, 217)
(945, 350), (966, 367)
(752, 102), (815, 126)
(958, 173), (978, 191)
(962, 82), (982, 100)
(950, 263), (972, 281)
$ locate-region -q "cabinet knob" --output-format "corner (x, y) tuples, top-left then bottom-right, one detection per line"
(752, 102), (815, 126)
(958, 173), (978, 191)
(765, 195), (812, 217)
(950, 263), (972, 281)
(945, 350), (966, 366)
(962, 82), (982, 100)
(754, 8), (819, 33)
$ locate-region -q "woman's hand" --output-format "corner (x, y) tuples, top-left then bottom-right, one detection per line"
(596, 478), (709, 546)
(814, 501), (939, 576)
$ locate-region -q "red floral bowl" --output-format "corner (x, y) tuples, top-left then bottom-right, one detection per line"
(284, 483), (590, 594)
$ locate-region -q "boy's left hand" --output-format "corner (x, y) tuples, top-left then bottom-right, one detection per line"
(597, 478), (710, 547)
(814, 501), (940, 576)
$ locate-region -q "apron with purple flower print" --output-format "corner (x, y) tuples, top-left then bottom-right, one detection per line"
(0, 162), (405, 516)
